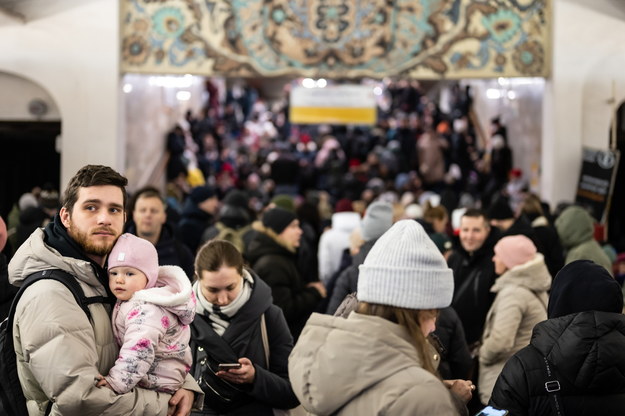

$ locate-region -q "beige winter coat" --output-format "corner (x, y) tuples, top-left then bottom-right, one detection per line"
(478, 254), (551, 404)
(288, 312), (459, 416)
(8, 228), (202, 415)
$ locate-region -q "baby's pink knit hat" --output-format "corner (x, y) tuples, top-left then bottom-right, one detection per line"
(108, 233), (159, 288)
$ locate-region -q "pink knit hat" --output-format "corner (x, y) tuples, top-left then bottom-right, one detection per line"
(494, 235), (537, 270)
(108, 233), (159, 288)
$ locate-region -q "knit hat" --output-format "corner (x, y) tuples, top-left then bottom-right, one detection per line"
(262, 207), (297, 235)
(223, 189), (249, 209)
(271, 194), (295, 212)
(189, 186), (216, 204)
(358, 220), (454, 309)
(361, 201), (394, 242)
(334, 198), (353, 213)
(548, 260), (623, 319)
(108, 233), (159, 289)
(487, 197), (514, 220)
(494, 235), (537, 270)
(40, 189), (60, 209)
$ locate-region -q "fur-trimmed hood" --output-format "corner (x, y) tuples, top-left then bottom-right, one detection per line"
(132, 265), (195, 324)
(250, 220), (297, 253)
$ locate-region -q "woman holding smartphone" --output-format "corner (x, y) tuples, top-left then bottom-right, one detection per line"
(289, 220), (461, 415)
(190, 240), (299, 415)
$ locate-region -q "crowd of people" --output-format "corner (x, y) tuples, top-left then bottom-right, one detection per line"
(1, 80), (625, 416)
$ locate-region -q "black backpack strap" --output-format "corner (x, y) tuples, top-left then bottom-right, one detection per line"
(30, 269), (94, 320)
(0, 269), (109, 416)
(543, 356), (565, 416)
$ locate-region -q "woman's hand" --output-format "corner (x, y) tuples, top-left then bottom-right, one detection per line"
(443, 379), (474, 403)
(216, 357), (256, 384)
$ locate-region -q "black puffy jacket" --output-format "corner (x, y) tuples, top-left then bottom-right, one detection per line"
(246, 224), (322, 339)
(489, 311), (625, 415)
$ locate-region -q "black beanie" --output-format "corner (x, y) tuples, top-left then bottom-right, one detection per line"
(223, 190), (249, 209)
(548, 260), (623, 318)
(487, 197), (514, 220)
(262, 207), (297, 234)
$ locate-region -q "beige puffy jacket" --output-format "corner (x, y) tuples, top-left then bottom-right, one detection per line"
(478, 253), (551, 403)
(8, 228), (202, 415)
(289, 312), (459, 416)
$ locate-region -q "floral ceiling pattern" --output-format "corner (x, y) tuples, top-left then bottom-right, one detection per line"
(120, 0), (550, 79)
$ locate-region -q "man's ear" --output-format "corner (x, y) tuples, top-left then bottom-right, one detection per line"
(59, 206), (71, 228)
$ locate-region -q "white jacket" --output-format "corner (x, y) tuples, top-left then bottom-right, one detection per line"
(317, 212), (361, 284)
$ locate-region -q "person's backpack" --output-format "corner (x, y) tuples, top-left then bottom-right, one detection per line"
(0, 269), (109, 416)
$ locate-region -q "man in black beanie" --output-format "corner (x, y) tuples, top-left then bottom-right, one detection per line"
(490, 260), (625, 415)
(246, 207), (326, 339)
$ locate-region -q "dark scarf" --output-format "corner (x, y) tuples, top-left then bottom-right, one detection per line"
(43, 214), (115, 299)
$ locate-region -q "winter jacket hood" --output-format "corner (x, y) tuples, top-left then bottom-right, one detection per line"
(491, 254), (551, 294)
(535, 311), (625, 391)
(132, 265), (195, 324)
(555, 206), (594, 249)
(330, 211), (361, 231)
(289, 312), (457, 415)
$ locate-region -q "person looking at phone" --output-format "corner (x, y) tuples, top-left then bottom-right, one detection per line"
(289, 220), (462, 415)
(95, 233), (196, 394)
(489, 260), (625, 415)
(190, 240), (299, 415)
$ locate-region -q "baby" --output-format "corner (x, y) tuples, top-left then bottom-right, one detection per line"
(96, 233), (196, 394)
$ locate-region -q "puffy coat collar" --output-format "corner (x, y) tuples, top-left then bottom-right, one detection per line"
(288, 312), (424, 415)
(491, 253), (551, 294)
(133, 265), (195, 324)
(531, 311), (625, 391)
(9, 221), (109, 298)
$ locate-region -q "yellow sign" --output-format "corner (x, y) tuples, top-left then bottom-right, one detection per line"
(290, 85), (376, 125)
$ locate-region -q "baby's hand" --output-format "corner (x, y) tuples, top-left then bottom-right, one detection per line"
(94, 374), (112, 389)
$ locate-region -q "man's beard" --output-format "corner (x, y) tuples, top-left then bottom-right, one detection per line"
(69, 226), (119, 257)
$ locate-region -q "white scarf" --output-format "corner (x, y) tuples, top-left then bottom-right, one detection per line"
(193, 269), (254, 336)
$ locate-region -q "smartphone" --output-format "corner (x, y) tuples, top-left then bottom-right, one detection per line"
(217, 363), (242, 371)
(474, 406), (508, 416)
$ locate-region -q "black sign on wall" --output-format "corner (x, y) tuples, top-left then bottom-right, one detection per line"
(575, 147), (620, 223)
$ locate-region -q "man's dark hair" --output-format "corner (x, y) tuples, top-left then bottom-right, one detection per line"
(62, 165), (128, 213)
(128, 186), (165, 213)
(463, 208), (489, 223)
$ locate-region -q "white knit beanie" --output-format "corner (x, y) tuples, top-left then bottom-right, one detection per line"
(358, 220), (454, 309)
(361, 201), (394, 242)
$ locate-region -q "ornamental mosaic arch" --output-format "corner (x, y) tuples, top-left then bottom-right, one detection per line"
(120, 0), (550, 79)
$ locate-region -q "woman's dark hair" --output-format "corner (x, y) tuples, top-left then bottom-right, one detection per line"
(519, 193), (544, 218)
(194, 240), (244, 281)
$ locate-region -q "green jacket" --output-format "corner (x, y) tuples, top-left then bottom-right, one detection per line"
(555, 206), (612, 274)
